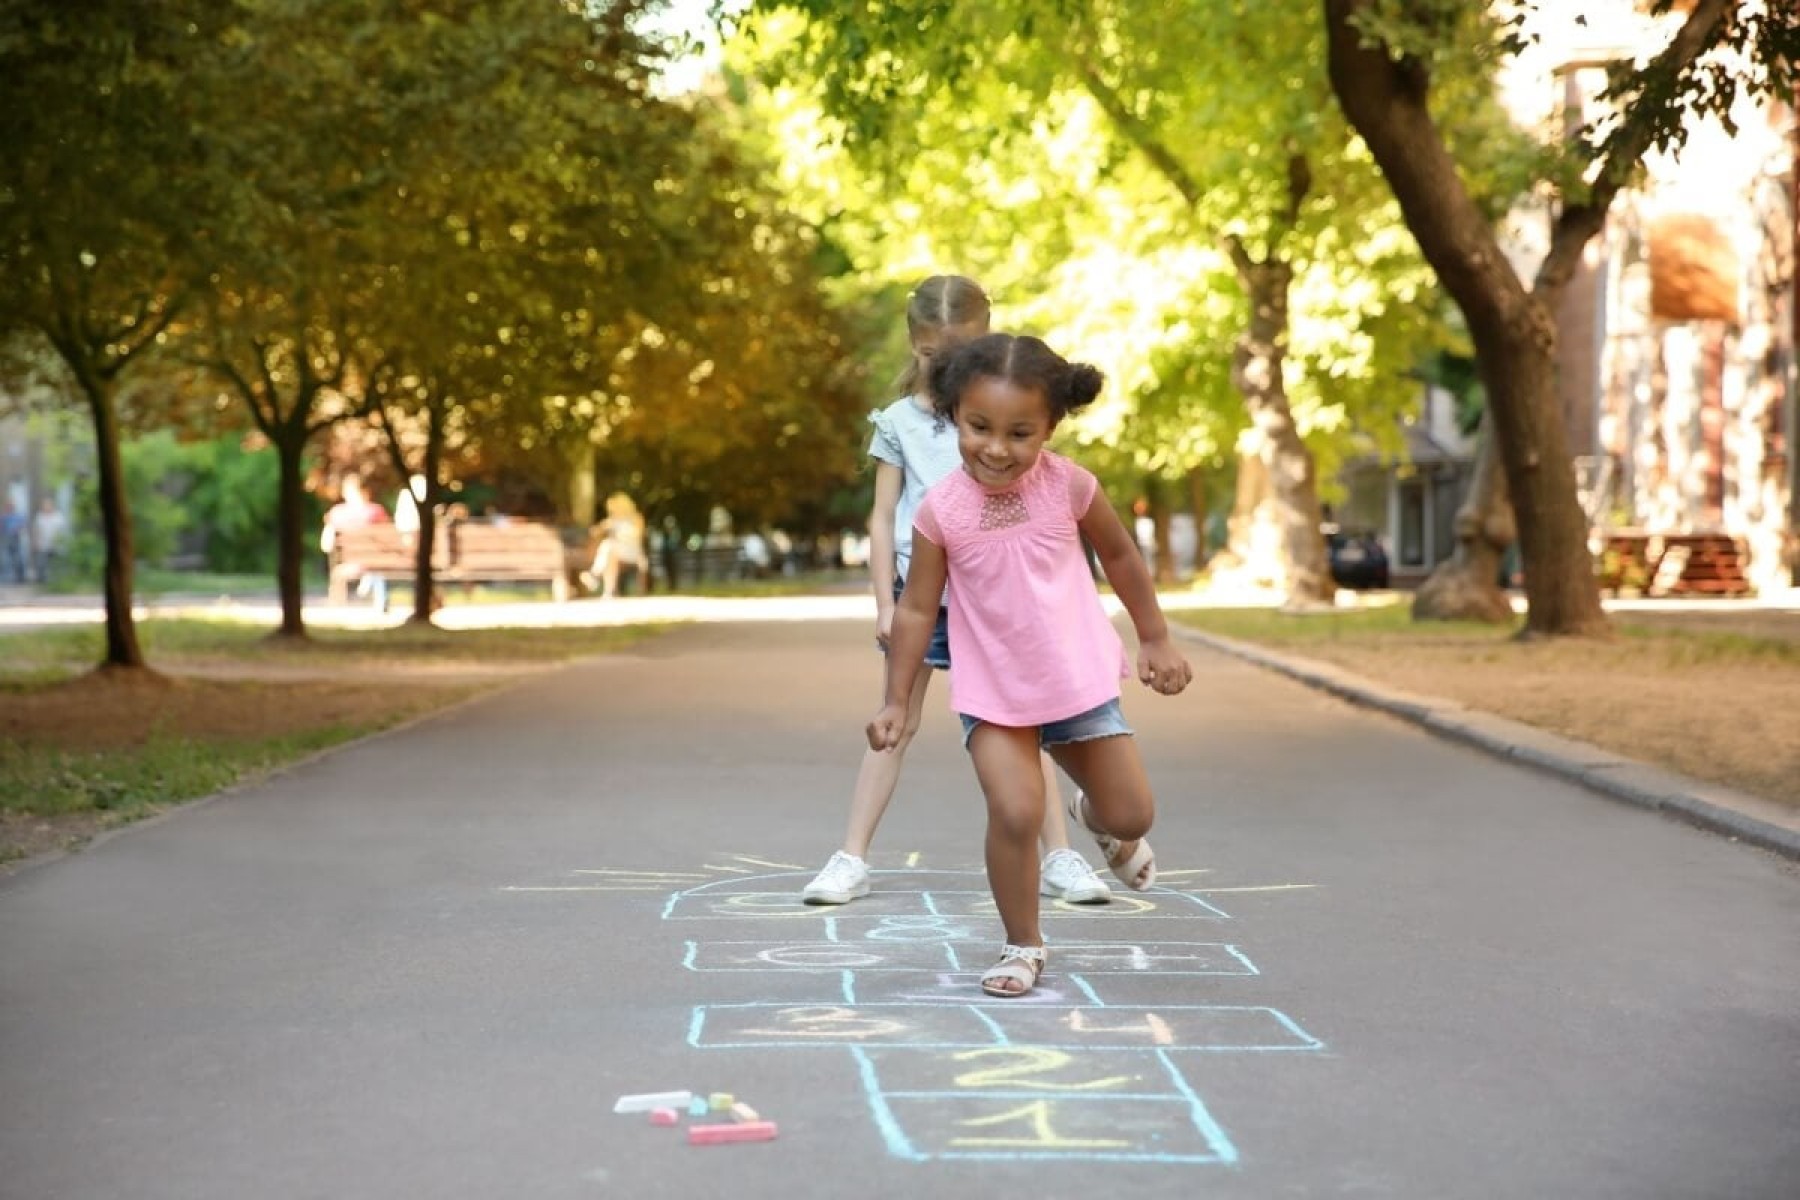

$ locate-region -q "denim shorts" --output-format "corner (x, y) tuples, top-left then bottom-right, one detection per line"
(884, 578), (950, 669)
(958, 697), (1133, 749)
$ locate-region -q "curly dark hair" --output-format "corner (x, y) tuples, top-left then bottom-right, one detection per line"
(926, 332), (1104, 425)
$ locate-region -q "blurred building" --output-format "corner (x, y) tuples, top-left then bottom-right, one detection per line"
(1341, 3), (1795, 593)
(1504, 1), (1796, 592)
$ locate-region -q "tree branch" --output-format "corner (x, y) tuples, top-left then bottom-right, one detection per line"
(1535, 0), (1736, 296)
(1323, 0), (1529, 331)
(1072, 57), (1205, 208)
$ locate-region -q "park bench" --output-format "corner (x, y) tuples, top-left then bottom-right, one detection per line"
(1597, 530), (1752, 597)
(329, 521), (570, 606)
(444, 520), (571, 601)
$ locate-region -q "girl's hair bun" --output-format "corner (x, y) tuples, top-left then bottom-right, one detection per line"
(1065, 363), (1104, 411)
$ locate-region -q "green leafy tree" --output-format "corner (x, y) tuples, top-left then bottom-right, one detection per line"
(736, 0), (1470, 605)
(1324, 0), (1798, 636)
(0, 0), (248, 668)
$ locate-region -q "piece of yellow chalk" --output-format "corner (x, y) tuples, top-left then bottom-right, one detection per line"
(688, 1120), (777, 1146)
(708, 1092), (734, 1111)
(730, 1102), (759, 1122)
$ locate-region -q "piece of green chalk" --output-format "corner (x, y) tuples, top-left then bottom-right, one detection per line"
(708, 1092), (734, 1111)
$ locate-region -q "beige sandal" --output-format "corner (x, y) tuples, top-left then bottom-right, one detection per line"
(980, 944), (1047, 998)
(1069, 790), (1156, 891)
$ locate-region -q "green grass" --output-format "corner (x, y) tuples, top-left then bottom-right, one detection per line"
(0, 723), (403, 823)
(1171, 602), (1800, 665)
(675, 570), (856, 598)
(1613, 622), (1800, 666)
(0, 617), (670, 844)
(0, 616), (667, 676)
(40, 565), (321, 597)
(1173, 601), (1507, 645)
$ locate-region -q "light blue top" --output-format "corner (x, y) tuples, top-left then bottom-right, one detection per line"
(868, 393), (961, 587)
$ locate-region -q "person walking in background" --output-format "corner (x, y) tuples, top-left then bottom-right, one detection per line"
(28, 497), (67, 584)
(868, 332), (1193, 997)
(0, 501), (27, 583)
(583, 492), (647, 598)
(803, 275), (1113, 908)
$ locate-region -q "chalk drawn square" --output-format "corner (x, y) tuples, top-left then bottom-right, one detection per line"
(851, 1047), (1237, 1164)
(688, 1003), (1323, 1052)
(683, 940), (959, 972)
(856, 1044), (1182, 1097)
(981, 1005), (1323, 1052)
(928, 890), (1233, 920)
(845, 970), (1098, 1007)
(1049, 942), (1258, 974)
(660, 891), (934, 921)
(688, 1002), (1003, 1049)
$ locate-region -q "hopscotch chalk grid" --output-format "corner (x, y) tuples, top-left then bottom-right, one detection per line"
(503, 856), (1325, 1164)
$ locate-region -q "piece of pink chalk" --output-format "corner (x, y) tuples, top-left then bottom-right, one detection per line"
(687, 1120), (778, 1145)
(648, 1108), (679, 1126)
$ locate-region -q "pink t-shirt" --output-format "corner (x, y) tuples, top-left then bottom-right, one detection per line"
(915, 450), (1128, 726)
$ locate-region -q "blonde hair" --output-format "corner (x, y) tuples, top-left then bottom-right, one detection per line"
(896, 275), (990, 397)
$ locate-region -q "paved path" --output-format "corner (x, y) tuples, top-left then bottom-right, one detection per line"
(2, 615), (1796, 1198)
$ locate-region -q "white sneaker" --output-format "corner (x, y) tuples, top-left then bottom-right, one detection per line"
(1040, 848), (1113, 904)
(802, 851), (871, 905)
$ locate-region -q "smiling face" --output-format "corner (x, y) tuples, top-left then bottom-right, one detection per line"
(955, 375), (1054, 490)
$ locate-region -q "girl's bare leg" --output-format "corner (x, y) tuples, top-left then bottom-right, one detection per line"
(967, 723), (1048, 954)
(1047, 735), (1155, 875)
(597, 543), (620, 598)
(839, 666), (934, 858)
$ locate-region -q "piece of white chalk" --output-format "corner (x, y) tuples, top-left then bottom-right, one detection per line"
(648, 1108), (680, 1126)
(688, 1120), (778, 1146)
(613, 1090), (693, 1114)
(730, 1102), (760, 1123)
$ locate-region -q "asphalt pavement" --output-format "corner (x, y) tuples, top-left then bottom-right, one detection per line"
(1, 613), (1796, 1199)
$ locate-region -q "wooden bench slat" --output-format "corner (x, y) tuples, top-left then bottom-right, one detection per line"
(330, 520), (570, 604)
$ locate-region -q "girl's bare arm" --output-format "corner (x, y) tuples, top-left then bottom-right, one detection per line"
(868, 462), (903, 622)
(1079, 492), (1193, 694)
(869, 532), (948, 748)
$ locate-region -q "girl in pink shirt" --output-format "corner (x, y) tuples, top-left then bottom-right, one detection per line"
(868, 332), (1194, 998)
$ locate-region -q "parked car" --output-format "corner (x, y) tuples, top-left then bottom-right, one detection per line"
(1326, 527), (1390, 589)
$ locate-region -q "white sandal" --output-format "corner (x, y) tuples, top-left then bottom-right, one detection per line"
(1069, 790), (1156, 891)
(980, 944), (1047, 998)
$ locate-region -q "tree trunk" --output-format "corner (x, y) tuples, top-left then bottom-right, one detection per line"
(1232, 260), (1334, 608)
(568, 447), (597, 528)
(73, 364), (146, 669)
(657, 515), (681, 591)
(1221, 444), (1272, 574)
(1187, 467), (1211, 571)
(272, 435), (310, 639)
(1073, 68), (1328, 605)
(1412, 414), (1515, 623)
(408, 406), (445, 626)
(1480, 315), (1607, 636)
(1144, 474), (1175, 585)
(1326, 0), (1609, 637)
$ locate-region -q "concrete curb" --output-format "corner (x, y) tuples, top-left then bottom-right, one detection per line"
(1177, 627), (1800, 862)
